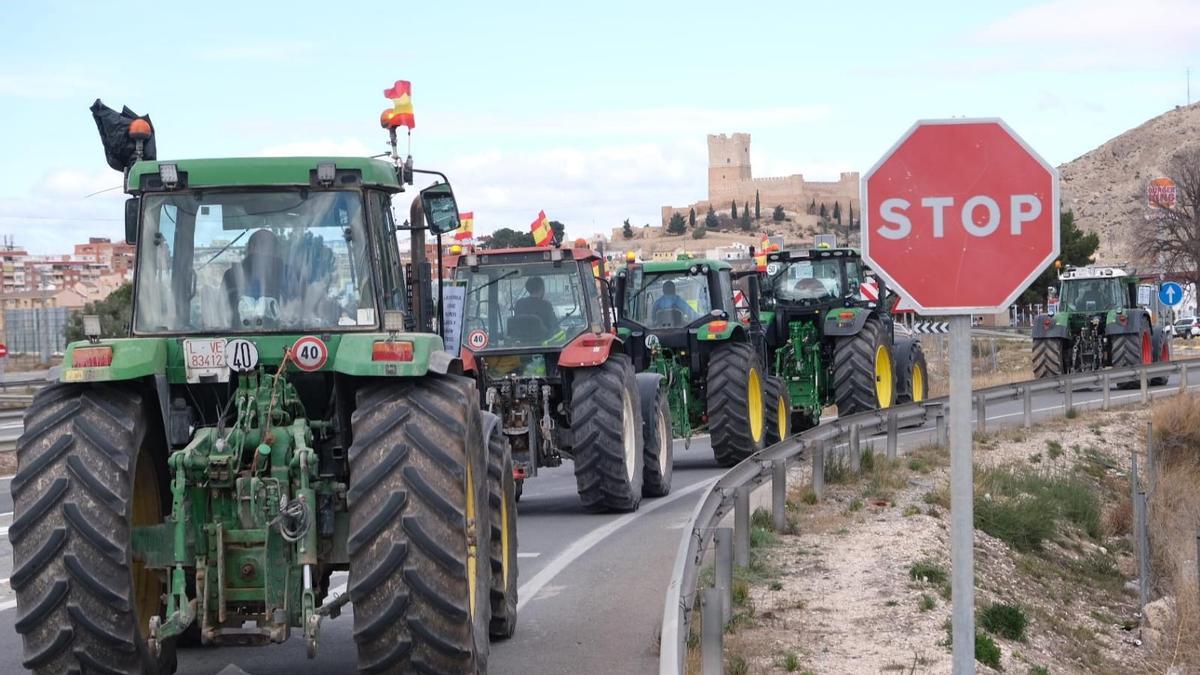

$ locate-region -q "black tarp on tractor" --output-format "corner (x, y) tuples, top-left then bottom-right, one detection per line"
(90, 99), (156, 171)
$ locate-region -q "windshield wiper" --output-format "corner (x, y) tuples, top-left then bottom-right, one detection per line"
(199, 228), (251, 269)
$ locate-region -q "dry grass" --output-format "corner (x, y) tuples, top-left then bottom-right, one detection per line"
(923, 336), (1032, 397)
(1145, 395), (1200, 671)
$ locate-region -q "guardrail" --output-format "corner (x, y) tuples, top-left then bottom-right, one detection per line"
(659, 357), (1200, 674)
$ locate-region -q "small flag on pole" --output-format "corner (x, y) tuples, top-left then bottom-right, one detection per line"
(381, 80), (415, 129)
(455, 211), (474, 241)
(531, 210), (553, 247)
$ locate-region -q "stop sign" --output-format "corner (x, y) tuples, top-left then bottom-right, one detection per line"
(862, 119), (1059, 314)
(0, 343), (8, 358)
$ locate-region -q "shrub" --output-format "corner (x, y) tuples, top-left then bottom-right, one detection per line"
(919, 594), (936, 611)
(974, 467), (1101, 550)
(909, 560), (948, 586)
(975, 632), (1002, 669)
(751, 507), (773, 531)
(1046, 440), (1063, 459)
(1151, 393), (1200, 469)
(980, 602), (1028, 641)
(779, 651), (800, 672)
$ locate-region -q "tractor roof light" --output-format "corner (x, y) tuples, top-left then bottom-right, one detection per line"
(316, 162), (336, 187)
(466, 254), (479, 268)
(83, 314), (101, 343)
(382, 309), (405, 333)
(550, 248), (564, 262)
(449, 244), (463, 255)
(625, 251), (637, 262)
(128, 118), (152, 141)
(159, 163), (179, 189)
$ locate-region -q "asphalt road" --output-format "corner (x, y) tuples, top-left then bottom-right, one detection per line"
(0, 372), (1192, 674)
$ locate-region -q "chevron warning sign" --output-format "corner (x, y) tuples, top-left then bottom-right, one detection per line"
(911, 321), (950, 334)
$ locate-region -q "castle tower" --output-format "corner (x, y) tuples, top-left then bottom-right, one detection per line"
(707, 133), (752, 201)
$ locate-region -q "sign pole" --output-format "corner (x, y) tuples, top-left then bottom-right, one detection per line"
(948, 314), (974, 674)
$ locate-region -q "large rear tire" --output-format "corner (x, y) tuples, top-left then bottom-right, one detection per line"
(640, 382), (673, 498)
(764, 376), (791, 445)
(1111, 330), (1151, 390)
(707, 342), (767, 467)
(894, 338), (929, 404)
(10, 383), (172, 675)
(571, 354), (644, 512)
(482, 415), (518, 640)
(832, 317), (895, 416)
(348, 376), (491, 674)
(1032, 338), (1065, 379)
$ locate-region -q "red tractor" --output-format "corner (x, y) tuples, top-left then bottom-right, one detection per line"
(446, 242), (672, 512)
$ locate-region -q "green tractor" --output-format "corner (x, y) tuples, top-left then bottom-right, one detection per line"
(447, 243), (670, 511)
(751, 246), (927, 431)
(1032, 265), (1170, 385)
(613, 257), (779, 467)
(9, 104), (517, 674)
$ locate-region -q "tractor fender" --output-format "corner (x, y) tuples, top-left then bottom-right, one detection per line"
(459, 347), (478, 375)
(822, 307), (873, 337)
(60, 337), (167, 383)
(428, 349), (463, 375)
(557, 332), (617, 368)
(1104, 309), (1150, 336)
(1031, 314), (1068, 339)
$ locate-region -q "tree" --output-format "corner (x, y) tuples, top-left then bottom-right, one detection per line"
(739, 205), (752, 231)
(689, 207), (697, 229)
(847, 202), (854, 227)
(807, 198), (817, 215)
(668, 212), (688, 235)
(1135, 146), (1200, 285)
(833, 201), (842, 225)
(772, 205), (785, 222)
(731, 200), (738, 220)
(622, 218), (634, 239)
(818, 203), (827, 218)
(692, 226), (707, 240)
(1017, 210), (1099, 305)
(549, 220), (566, 245)
(705, 205), (719, 230)
(481, 227), (534, 249)
(755, 190), (761, 220)
(65, 283), (133, 342)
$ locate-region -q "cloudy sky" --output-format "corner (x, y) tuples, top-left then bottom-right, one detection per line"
(0, 0), (1197, 253)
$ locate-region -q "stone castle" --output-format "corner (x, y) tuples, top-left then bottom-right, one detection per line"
(661, 133), (860, 225)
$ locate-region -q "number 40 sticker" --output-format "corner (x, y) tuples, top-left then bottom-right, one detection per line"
(292, 336), (329, 372)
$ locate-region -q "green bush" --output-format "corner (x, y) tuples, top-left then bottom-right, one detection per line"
(974, 467), (1101, 550)
(751, 507), (773, 531)
(908, 560), (948, 586)
(919, 594), (936, 611)
(975, 632), (1002, 669)
(980, 602), (1028, 641)
(1046, 440), (1063, 459)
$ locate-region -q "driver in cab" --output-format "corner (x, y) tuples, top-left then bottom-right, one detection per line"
(514, 276), (558, 337)
(652, 280), (696, 323)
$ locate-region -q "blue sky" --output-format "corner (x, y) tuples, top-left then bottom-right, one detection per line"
(1, 0), (1197, 253)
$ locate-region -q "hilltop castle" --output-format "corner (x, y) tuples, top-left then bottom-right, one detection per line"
(661, 133), (860, 225)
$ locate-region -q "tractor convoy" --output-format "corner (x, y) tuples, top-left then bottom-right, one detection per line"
(1032, 264), (1170, 384)
(10, 96), (932, 675)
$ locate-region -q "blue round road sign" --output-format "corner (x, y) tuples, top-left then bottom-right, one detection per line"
(1159, 282), (1184, 306)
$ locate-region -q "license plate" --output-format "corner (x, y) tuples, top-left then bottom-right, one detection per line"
(183, 338), (229, 382)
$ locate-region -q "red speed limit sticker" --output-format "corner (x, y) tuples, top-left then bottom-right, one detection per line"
(466, 330), (489, 350)
(291, 336), (329, 372)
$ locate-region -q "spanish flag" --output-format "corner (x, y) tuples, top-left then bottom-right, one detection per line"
(382, 80), (415, 129)
(531, 210), (553, 247)
(455, 211), (474, 241)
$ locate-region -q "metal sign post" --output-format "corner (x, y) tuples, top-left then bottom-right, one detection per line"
(948, 315), (973, 672)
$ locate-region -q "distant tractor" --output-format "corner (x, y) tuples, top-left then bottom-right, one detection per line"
(750, 246), (927, 430)
(1032, 265), (1170, 385)
(449, 244), (671, 511)
(614, 257), (780, 467)
(8, 103), (517, 673)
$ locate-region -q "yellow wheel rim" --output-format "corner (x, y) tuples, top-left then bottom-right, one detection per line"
(911, 362), (925, 403)
(747, 368), (764, 443)
(500, 483), (510, 589)
(132, 447), (162, 639)
(777, 394), (788, 440)
(874, 345), (893, 408)
(466, 461), (478, 620)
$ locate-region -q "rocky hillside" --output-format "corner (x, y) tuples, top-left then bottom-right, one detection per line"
(1059, 101), (1200, 265)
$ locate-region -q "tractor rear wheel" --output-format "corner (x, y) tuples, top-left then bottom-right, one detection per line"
(348, 376), (491, 673)
(1111, 330), (1151, 389)
(832, 318), (895, 416)
(894, 338), (929, 404)
(1151, 328), (1170, 386)
(483, 415), (518, 640)
(571, 354), (644, 512)
(707, 342), (767, 467)
(764, 376), (791, 445)
(1032, 338), (1066, 378)
(11, 383), (173, 675)
(640, 382), (673, 498)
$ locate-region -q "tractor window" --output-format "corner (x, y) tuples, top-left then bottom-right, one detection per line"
(1060, 278), (1124, 312)
(627, 271), (713, 328)
(770, 259), (844, 303)
(369, 190), (406, 311)
(135, 190), (378, 333)
(456, 261), (591, 349)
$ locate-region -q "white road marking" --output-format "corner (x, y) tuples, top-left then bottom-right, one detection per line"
(517, 552), (541, 559)
(516, 477), (718, 612)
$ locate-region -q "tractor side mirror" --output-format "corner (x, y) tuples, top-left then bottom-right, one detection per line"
(614, 273), (627, 311)
(419, 182), (461, 235)
(124, 197), (140, 244)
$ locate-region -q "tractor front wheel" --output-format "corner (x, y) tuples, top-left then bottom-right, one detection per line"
(707, 343), (767, 467)
(894, 338), (929, 404)
(11, 383), (173, 675)
(764, 376), (791, 445)
(348, 376), (491, 673)
(832, 318), (895, 416)
(571, 354), (644, 512)
(639, 380), (673, 498)
(483, 414), (519, 640)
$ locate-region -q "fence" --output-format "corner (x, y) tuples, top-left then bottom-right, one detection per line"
(3, 307), (70, 361)
(660, 357), (1197, 674)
